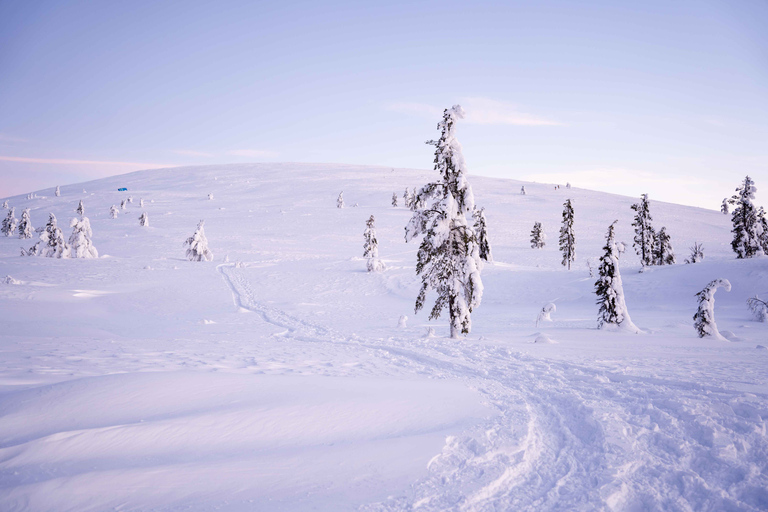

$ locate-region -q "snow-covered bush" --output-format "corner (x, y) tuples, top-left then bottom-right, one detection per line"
(721, 198), (729, 215)
(208, 193), (214, 200)
(3, 275), (20, 285)
(405, 105), (483, 338)
(68, 216), (98, 258)
(17, 209), (34, 239)
(76, 200), (85, 216)
(139, 212), (149, 227)
(693, 279), (731, 340)
(391, 193), (398, 207)
(530, 222), (545, 249)
(110, 205), (119, 219)
(536, 303), (556, 327)
(729, 176), (761, 258)
(653, 227), (675, 265)
(184, 220), (213, 262)
(595, 221), (639, 332)
(473, 207), (492, 262)
(631, 193), (655, 268)
(128, 196), (134, 204)
(337, 191), (344, 209)
(140, 198), (145, 207)
(521, 186), (526, 195)
(559, 199), (575, 269)
(55, 186), (61, 197)
(363, 215), (385, 272)
(747, 295), (768, 322)
(27, 213), (70, 258)
(2, 207), (17, 236)
(684, 242), (704, 264)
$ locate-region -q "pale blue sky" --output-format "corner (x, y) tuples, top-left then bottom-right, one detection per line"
(1, 0), (766, 207)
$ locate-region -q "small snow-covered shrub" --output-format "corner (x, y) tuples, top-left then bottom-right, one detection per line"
(139, 212), (149, 227)
(684, 242), (704, 264)
(747, 295), (768, 322)
(536, 303), (556, 327)
(184, 220), (213, 262)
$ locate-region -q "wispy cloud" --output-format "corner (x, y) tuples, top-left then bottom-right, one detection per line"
(0, 155), (172, 168)
(171, 149), (215, 158)
(226, 149), (278, 158)
(0, 134), (29, 143)
(386, 97), (561, 126)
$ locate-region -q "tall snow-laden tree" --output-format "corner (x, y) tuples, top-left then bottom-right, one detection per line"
(530, 222), (545, 249)
(405, 105), (483, 338)
(684, 242), (704, 264)
(595, 221), (639, 333)
(631, 193), (655, 267)
(337, 192), (344, 209)
(139, 212), (149, 227)
(68, 216), (98, 258)
(757, 207), (768, 254)
(110, 205), (119, 219)
(55, 186), (61, 197)
(363, 215), (385, 272)
(391, 193), (398, 207)
(721, 198), (729, 215)
(693, 279), (731, 340)
(17, 209), (34, 239)
(653, 227), (675, 265)
(2, 207), (17, 236)
(28, 213), (70, 258)
(729, 176), (761, 258)
(76, 200), (85, 216)
(520, 186), (526, 195)
(559, 199), (575, 269)
(473, 207), (492, 262)
(184, 220), (213, 261)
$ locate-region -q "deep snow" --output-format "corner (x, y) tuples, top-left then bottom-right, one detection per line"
(0, 163), (766, 511)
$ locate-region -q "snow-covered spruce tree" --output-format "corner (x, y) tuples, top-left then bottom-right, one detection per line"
(110, 205), (119, 219)
(68, 216), (98, 258)
(17, 209), (34, 239)
(473, 207), (492, 262)
(595, 221), (639, 332)
(403, 188), (411, 209)
(337, 191), (344, 209)
(391, 193), (398, 207)
(363, 215), (385, 272)
(729, 176), (761, 258)
(2, 200), (7, 209)
(405, 105), (483, 338)
(29, 213), (70, 258)
(139, 212), (149, 227)
(140, 198), (144, 208)
(631, 193), (655, 268)
(653, 227), (675, 265)
(559, 199), (575, 269)
(184, 220), (213, 262)
(2, 207), (18, 236)
(521, 186), (526, 195)
(121, 199), (127, 210)
(684, 242), (704, 264)
(530, 222), (545, 249)
(721, 198), (729, 215)
(758, 207), (768, 254)
(566, 182), (571, 189)
(693, 279), (731, 340)
(410, 187), (420, 210)
(76, 200), (85, 216)
(55, 186), (61, 197)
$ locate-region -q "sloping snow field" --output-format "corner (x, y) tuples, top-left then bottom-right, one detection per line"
(0, 163), (766, 511)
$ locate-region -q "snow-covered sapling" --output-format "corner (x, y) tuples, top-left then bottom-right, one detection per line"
(139, 212), (149, 227)
(2, 207), (18, 236)
(747, 295), (768, 322)
(55, 186), (61, 197)
(68, 216), (98, 258)
(559, 199), (575, 269)
(473, 207), (492, 262)
(405, 105), (483, 338)
(28, 213), (70, 258)
(631, 193), (655, 268)
(521, 186), (526, 195)
(17, 209), (34, 239)
(363, 215), (385, 272)
(693, 279), (731, 340)
(729, 176), (762, 258)
(410, 187), (419, 210)
(76, 200), (85, 216)
(127, 196), (133, 203)
(530, 222), (545, 249)
(595, 221), (639, 333)
(536, 303), (556, 327)
(653, 227), (675, 265)
(684, 242), (704, 264)
(140, 198), (144, 207)
(121, 199), (128, 210)
(337, 191), (344, 209)
(566, 182), (571, 189)
(110, 205), (119, 219)
(184, 220), (213, 262)
(2, 200), (7, 209)
(721, 198), (729, 215)
(391, 193), (398, 207)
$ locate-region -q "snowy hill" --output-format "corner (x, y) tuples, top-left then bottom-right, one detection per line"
(0, 163), (766, 511)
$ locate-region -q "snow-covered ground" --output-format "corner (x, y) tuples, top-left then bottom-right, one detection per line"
(0, 163), (766, 511)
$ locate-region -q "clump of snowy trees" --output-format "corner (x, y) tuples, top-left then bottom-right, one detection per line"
(405, 105), (483, 338)
(559, 199), (575, 269)
(693, 279), (731, 340)
(595, 221), (639, 333)
(184, 220), (213, 261)
(25, 213), (70, 258)
(2, 207), (17, 236)
(363, 215), (385, 272)
(530, 222), (545, 249)
(631, 194), (675, 269)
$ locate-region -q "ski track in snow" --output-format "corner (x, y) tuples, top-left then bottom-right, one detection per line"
(219, 262), (768, 512)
